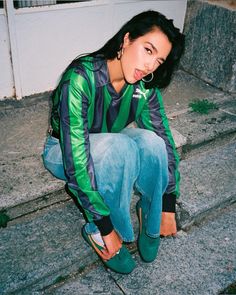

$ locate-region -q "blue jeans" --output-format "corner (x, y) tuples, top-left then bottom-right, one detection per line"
(42, 128), (169, 242)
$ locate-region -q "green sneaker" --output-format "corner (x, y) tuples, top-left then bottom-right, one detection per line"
(136, 200), (160, 262)
(81, 226), (135, 274)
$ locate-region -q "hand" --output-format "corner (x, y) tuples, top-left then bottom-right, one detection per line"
(99, 230), (122, 261)
(160, 212), (177, 237)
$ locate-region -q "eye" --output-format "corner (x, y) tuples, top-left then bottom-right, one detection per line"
(145, 47), (152, 55)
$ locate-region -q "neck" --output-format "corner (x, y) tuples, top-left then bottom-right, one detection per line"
(107, 58), (125, 84)
(107, 58), (126, 93)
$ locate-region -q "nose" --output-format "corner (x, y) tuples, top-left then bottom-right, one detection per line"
(145, 58), (157, 73)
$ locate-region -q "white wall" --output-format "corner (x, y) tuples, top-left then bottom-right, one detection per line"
(14, 2), (113, 97)
(0, 0), (187, 100)
(112, 1), (186, 34)
(0, 11), (14, 98)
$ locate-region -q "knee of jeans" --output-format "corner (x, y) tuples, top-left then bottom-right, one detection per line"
(109, 134), (139, 167)
(44, 143), (63, 165)
(43, 160), (67, 180)
(152, 134), (167, 157)
(137, 130), (167, 156)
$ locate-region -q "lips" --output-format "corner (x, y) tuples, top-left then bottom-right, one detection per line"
(134, 69), (146, 81)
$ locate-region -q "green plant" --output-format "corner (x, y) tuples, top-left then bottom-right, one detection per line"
(0, 210), (10, 228)
(189, 99), (218, 114)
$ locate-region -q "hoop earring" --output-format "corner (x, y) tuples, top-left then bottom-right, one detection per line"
(117, 48), (124, 60)
(142, 73), (154, 83)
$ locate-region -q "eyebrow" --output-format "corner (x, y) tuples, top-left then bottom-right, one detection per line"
(146, 42), (166, 63)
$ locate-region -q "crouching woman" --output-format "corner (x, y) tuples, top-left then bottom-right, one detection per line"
(43, 10), (185, 274)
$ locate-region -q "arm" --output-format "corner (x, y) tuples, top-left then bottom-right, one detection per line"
(161, 193), (177, 236)
(136, 88), (180, 235)
(59, 71), (113, 236)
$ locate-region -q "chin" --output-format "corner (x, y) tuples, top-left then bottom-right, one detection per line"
(125, 77), (138, 84)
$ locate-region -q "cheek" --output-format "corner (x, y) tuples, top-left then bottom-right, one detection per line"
(128, 45), (141, 62)
(123, 46), (139, 70)
(122, 50), (134, 73)
(124, 48), (135, 64)
(121, 45), (142, 82)
(121, 60), (132, 80)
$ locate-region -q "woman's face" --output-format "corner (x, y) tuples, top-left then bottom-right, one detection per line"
(120, 27), (172, 84)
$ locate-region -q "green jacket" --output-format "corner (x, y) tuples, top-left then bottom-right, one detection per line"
(51, 57), (180, 232)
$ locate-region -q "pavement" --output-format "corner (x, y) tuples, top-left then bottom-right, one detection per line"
(0, 69), (236, 294)
(46, 203), (236, 295)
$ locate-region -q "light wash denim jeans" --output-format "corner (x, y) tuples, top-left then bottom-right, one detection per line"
(42, 128), (168, 242)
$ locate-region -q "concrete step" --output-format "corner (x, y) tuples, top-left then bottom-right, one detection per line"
(0, 140), (235, 294)
(176, 140), (236, 230)
(163, 70), (236, 158)
(46, 202), (236, 295)
(1, 70), (235, 223)
(170, 96), (236, 154)
(0, 93), (66, 220)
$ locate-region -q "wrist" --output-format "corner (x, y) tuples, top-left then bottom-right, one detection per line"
(162, 193), (176, 213)
(94, 215), (113, 236)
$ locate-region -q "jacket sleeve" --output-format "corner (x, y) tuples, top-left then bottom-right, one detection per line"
(136, 88), (180, 202)
(59, 72), (113, 235)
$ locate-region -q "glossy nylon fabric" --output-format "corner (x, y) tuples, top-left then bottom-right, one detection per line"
(50, 56), (180, 223)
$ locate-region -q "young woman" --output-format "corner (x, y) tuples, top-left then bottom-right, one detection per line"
(43, 10), (185, 274)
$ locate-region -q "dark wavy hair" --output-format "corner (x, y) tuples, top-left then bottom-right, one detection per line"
(70, 10), (185, 89)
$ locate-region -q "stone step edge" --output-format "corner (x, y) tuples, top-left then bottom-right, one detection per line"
(5, 186), (236, 242)
(176, 194), (236, 230)
(168, 107), (236, 157)
(3, 188), (69, 224)
(182, 129), (236, 158)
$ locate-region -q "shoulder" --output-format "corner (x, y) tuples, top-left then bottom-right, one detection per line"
(60, 57), (97, 92)
(137, 82), (162, 101)
(68, 57), (94, 82)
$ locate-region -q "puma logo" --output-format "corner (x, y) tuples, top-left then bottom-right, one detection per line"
(133, 88), (148, 100)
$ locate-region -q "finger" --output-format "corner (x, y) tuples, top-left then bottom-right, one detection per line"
(160, 232), (177, 238)
(99, 252), (112, 261)
(100, 249), (115, 260)
(101, 246), (121, 259)
(96, 248), (111, 260)
(161, 235), (171, 238)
